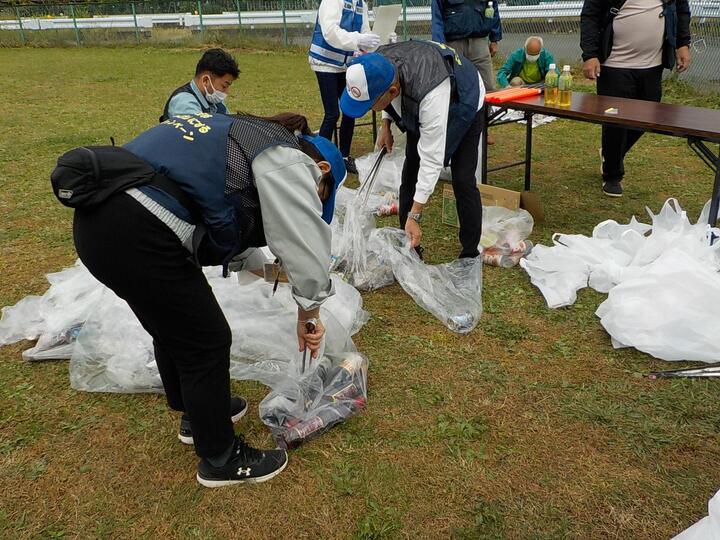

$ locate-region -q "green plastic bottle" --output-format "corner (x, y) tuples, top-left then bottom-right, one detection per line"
(558, 65), (573, 107)
(544, 63), (558, 106)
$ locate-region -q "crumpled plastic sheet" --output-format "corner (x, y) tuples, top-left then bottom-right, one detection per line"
(490, 106), (557, 128)
(0, 262), (370, 446)
(0, 261), (105, 361)
(481, 206), (534, 251)
(672, 488), (720, 540)
(520, 198), (720, 362)
(369, 228), (483, 333)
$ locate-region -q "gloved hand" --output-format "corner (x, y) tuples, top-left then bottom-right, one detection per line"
(357, 33), (380, 52)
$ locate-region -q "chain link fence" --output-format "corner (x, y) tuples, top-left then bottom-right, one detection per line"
(2, 0), (718, 92)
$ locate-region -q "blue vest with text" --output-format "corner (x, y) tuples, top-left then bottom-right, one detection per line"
(309, 0), (364, 67)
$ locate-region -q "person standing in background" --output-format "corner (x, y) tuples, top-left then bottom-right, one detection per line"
(581, 0), (691, 197)
(309, 0), (379, 174)
(431, 0), (500, 143)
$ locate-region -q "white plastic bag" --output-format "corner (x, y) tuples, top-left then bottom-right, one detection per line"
(369, 228), (483, 333)
(672, 489), (720, 540)
(355, 148), (405, 197)
(596, 249), (720, 362)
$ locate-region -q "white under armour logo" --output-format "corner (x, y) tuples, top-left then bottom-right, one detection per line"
(237, 467), (252, 477)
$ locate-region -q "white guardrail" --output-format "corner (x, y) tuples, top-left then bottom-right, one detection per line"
(1, 1), (719, 31)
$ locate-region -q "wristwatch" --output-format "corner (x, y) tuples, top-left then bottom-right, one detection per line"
(407, 211), (423, 223)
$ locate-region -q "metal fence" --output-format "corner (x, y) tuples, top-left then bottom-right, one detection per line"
(2, 0), (718, 92)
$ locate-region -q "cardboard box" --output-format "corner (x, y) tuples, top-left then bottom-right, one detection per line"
(442, 183), (523, 228)
(478, 184), (521, 210)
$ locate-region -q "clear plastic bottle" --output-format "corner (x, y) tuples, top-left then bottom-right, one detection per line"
(558, 65), (573, 107)
(544, 63), (559, 106)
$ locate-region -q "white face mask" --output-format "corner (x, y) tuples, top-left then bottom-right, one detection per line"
(203, 77), (227, 104)
(525, 53), (540, 63)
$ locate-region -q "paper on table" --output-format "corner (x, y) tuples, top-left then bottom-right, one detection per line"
(372, 4), (402, 45)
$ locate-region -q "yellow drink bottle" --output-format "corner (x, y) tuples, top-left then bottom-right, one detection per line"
(558, 64), (573, 107)
(544, 63), (559, 105)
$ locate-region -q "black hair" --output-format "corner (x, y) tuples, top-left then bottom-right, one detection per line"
(238, 112), (335, 202)
(195, 48), (240, 78)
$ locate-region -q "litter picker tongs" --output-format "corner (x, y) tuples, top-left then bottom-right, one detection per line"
(356, 147), (387, 209)
(301, 318), (318, 374)
(648, 363), (720, 379)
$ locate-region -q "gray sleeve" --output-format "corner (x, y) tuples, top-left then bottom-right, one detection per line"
(252, 145), (335, 310)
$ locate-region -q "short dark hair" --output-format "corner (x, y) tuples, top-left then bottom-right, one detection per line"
(195, 48), (239, 78)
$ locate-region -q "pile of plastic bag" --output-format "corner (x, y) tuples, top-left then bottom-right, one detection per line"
(672, 488), (720, 540)
(520, 198), (720, 362)
(490, 106), (557, 128)
(0, 261), (370, 447)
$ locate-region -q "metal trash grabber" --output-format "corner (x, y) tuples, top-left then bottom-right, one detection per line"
(301, 318), (318, 374)
(648, 363), (720, 379)
(356, 147), (388, 209)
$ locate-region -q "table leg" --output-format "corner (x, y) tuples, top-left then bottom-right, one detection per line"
(524, 111), (533, 191)
(481, 105), (489, 184)
(709, 161), (720, 233)
(687, 138), (720, 233)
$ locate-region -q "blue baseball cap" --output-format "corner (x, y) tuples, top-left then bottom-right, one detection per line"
(340, 53), (396, 119)
(300, 134), (346, 224)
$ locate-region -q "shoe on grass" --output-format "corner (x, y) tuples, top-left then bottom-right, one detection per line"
(602, 181), (623, 198)
(196, 435), (288, 487)
(343, 156), (358, 175)
(179, 396), (248, 445)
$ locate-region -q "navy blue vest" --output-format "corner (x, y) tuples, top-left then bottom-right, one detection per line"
(380, 41), (480, 163)
(159, 82), (229, 123)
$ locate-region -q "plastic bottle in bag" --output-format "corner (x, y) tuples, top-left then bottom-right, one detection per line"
(482, 240), (534, 268)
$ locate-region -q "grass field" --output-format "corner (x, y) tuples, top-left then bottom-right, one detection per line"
(1, 46), (720, 539)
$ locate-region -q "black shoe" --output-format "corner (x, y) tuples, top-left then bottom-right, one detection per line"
(602, 181), (623, 198)
(196, 435), (288, 487)
(343, 156), (358, 175)
(178, 396), (248, 445)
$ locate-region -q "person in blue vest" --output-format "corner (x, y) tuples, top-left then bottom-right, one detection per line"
(308, 0), (378, 174)
(159, 48), (240, 123)
(496, 36), (556, 87)
(339, 42), (486, 259)
(73, 112), (346, 488)
(431, 0), (501, 92)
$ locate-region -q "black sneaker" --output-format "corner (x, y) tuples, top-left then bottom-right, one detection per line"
(343, 156), (358, 175)
(178, 396), (248, 445)
(602, 181), (623, 198)
(196, 435), (288, 487)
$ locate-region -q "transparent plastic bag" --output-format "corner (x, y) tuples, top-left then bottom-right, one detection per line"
(355, 148), (405, 197)
(331, 199), (395, 291)
(481, 206), (534, 251)
(0, 261), (105, 361)
(370, 228), (483, 333)
(260, 351), (368, 448)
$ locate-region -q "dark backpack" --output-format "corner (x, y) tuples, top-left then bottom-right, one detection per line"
(51, 145), (197, 213)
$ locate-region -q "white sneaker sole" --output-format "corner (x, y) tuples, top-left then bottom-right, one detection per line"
(178, 405), (249, 446)
(602, 183), (623, 198)
(195, 455), (288, 488)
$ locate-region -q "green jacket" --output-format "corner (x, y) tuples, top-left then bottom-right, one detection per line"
(496, 47), (556, 87)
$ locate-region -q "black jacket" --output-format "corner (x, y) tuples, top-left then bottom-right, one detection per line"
(580, 0), (691, 69)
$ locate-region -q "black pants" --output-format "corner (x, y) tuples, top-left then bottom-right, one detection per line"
(399, 110), (484, 258)
(73, 193), (234, 459)
(316, 71), (355, 157)
(597, 65), (663, 183)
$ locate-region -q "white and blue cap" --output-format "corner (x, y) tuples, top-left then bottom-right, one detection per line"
(340, 53), (396, 119)
(299, 134), (346, 224)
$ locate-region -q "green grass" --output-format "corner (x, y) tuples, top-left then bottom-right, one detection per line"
(1, 46), (720, 539)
